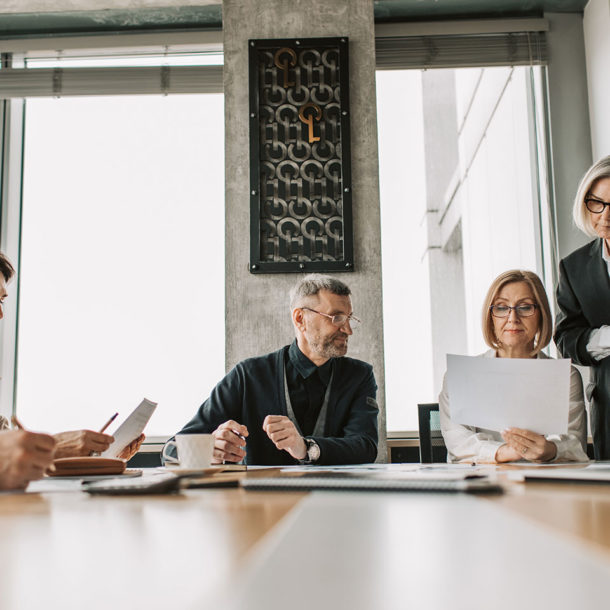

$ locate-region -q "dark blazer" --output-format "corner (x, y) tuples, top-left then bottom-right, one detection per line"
(176, 345), (379, 465)
(555, 238), (610, 458)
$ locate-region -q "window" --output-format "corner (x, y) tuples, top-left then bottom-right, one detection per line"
(377, 26), (554, 433)
(0, 46), (224, 438)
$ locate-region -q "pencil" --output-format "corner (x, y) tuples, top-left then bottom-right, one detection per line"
(99, 412), (119, 433)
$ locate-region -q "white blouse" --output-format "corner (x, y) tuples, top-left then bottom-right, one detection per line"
(439, 349), (589, 463)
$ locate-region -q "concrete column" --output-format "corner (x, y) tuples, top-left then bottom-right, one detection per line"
(223, 0), (386, 459)
(546, 12), (593, 260)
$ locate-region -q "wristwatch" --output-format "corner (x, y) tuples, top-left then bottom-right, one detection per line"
(304, 437), (321, 463)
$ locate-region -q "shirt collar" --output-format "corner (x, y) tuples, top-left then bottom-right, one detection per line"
(602, 239), (610, 264)
(289, 340), (333, 383)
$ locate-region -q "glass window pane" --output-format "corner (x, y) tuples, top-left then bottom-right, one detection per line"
(17, 94), (224, 437)
(378, 65), (551, 433)
(377, 70), (434, 433)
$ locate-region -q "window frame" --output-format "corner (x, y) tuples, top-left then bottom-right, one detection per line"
(0, 34), (224, 440)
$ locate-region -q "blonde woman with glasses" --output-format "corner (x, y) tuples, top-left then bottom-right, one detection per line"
(440, 270), (588, 464)
(555, 155), (610, 459)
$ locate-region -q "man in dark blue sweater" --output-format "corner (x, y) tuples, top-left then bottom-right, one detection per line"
(175, 274), (378, 465)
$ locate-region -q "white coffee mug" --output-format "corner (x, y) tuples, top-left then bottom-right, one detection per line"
(162, 434), (215, 469)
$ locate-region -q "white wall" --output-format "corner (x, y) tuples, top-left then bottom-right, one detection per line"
(584, 0), (610, 159)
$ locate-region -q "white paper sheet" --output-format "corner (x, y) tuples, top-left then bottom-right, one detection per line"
(101, 398), (157, 458)
(446, 354), (570, 435)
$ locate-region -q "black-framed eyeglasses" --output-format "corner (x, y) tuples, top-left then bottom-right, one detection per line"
(585, 196), (610, 214)
(490, 304), (538, 318)
(301, 307), (361, 329)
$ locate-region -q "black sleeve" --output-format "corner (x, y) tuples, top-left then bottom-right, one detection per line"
(554, 259), (597, 366)
(161, 366), (246, 463)
(311, 368), (379, 465)
(178, 365), (245, 435)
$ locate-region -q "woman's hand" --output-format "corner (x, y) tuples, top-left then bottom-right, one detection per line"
(53, 430), (114, 458)
(501, 427), (557, 462)
(495, 443), (523, 463)
(117, 434), (145, 461)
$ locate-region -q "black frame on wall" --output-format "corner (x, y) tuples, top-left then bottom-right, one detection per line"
(248, 36), (354, 274)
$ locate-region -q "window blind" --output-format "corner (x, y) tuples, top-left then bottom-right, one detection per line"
(0, 65), (223, 98)
(375, 31), (547, 70)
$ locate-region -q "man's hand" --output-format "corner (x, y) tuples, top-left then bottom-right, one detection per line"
(500, 427), (557, 462)
(211, 420), (248, 464)
(0, 430), (56, 490)
(117, 434), (145, 461)
(262, 415), (307, 460)
(53, 430), (114, 458)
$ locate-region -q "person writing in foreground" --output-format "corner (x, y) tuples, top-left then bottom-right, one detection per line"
(440, 270), (588, 464)
(170, 274), (378, 465)
(0, 253), (142, 490)
(555, 156), (610, 459)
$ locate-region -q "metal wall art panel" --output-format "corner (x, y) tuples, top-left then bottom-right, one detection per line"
(248, 37), (353, 274)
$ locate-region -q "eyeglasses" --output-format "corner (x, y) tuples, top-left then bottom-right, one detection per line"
(490, 304), (538, 318)
(585, 196), (610, 214)
(301, 307), (361, 330)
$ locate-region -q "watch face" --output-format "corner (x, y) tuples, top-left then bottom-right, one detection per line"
(308, 441), (320, 461)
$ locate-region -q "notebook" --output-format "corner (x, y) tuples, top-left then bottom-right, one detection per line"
(240, 471), (503, 494)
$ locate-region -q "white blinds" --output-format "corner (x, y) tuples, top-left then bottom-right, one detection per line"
(0, 65), (223, 98)
(375, 31), (547, 70)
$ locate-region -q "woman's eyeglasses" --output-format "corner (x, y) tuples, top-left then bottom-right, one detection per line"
(490, 304), (538, 318)
(585, 196), (610, 214)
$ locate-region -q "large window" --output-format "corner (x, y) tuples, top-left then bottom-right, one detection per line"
(0, 48), (224, 438)
(378, 58), (554, 432)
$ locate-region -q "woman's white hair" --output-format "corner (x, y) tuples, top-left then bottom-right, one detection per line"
(573, 155), (610, 238)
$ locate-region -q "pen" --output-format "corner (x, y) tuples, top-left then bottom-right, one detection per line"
(99, 412), (119, 433)
(223, 429), (246, 465)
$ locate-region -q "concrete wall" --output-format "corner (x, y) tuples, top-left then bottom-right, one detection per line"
(584, 0), (610, 160)
(0, 1), (216, 12)
(223, 0), (386, 457)
(546, 12), (593, 260)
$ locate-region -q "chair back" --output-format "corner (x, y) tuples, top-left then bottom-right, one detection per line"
(418, 403), (447, 463)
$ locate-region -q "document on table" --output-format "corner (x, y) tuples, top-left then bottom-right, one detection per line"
(517, 463), (610, 483)
(446, 354), (570, 435)
(101, 398), (157, 458)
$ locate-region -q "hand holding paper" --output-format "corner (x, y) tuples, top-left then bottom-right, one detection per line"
(446, 354), (570, 436)
(101, 398), (157, 459)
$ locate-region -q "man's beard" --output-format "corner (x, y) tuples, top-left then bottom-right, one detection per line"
(310, 332), (349, 359)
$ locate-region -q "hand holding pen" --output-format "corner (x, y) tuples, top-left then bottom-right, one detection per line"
(52, 413), (117, 459)
(211, 420), (248, 464)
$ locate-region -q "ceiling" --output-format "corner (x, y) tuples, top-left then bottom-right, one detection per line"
(0, 1), (589, 39)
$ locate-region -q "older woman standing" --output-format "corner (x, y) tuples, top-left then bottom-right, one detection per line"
(555, 156), (610, 460)
(440, 270), (588, 463)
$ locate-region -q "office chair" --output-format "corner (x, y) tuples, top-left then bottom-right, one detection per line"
(418, 403), (447, 463)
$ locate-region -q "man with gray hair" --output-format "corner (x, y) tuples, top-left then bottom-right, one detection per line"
(174, 274), (378, 465)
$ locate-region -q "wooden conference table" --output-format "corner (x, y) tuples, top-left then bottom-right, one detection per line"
(1, 465), (610, 610)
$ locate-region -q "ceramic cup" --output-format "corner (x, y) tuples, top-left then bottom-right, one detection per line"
(162, 434), (215, 469)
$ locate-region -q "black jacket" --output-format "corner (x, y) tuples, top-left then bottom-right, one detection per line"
(176, 344), (379, 465)
(555, 238), (610, 458)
